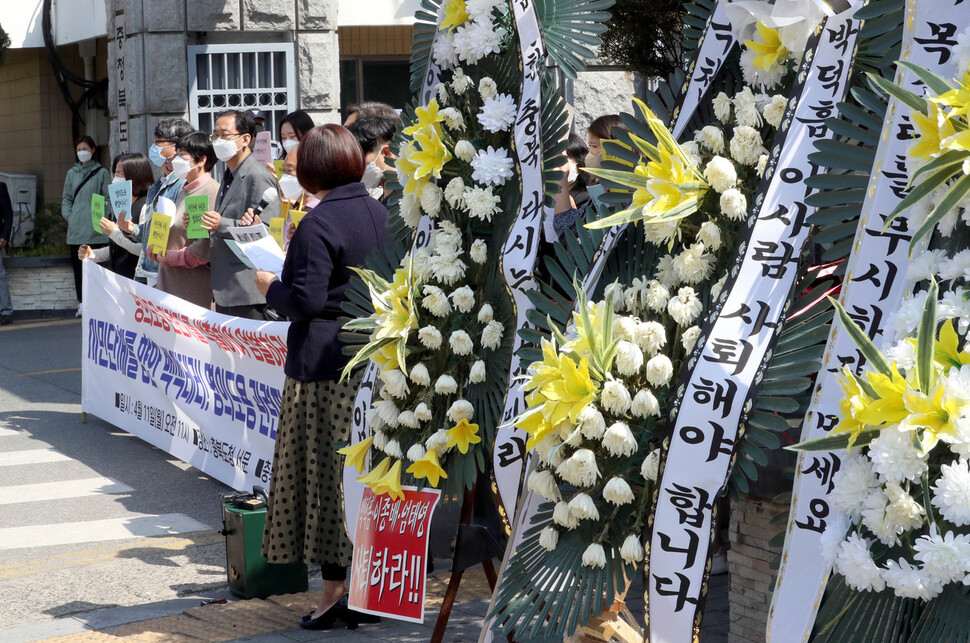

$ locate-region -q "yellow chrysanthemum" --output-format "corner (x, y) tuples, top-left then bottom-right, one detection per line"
(745, 22), (789, 71)
(406, 449), (448, 487)
(910, 100), (956, 162)
(370, 460), (405, 501)
(446, 419), (482, 454)
(337, 437), (374, 475)
(439, 0), (469, 33)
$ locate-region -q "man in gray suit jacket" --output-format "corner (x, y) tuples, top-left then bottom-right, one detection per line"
(202, 109), (280, 319)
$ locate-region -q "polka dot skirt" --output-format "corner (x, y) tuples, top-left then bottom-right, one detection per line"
(261, 374), (359, 567)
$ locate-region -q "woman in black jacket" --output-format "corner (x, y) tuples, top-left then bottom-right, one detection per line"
(255, 124), (387, 630)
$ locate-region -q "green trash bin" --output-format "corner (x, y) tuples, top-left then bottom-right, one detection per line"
(221, 489), (308, 599)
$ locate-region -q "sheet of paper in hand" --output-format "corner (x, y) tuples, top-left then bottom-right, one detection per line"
(91, 194), (106, 233)
(226, 224), (285, 277)
(185, 195), (210, 239)
(253, 131), (273, 164)
(147, 196), (177, 257)
(108, 180), (132, 221)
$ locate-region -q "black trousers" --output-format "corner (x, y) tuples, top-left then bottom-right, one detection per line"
(321, 564), (347, 582)
(69, 243), (108, 302)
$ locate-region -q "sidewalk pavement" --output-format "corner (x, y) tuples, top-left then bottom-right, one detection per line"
(7, 564), (729, 642)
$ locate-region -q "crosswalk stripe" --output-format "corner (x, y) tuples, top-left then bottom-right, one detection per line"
(0, 428), (18, 437)
(0, 449), (71, 467)
(0, 513), (213, 550)
(0, 477), (134, 505)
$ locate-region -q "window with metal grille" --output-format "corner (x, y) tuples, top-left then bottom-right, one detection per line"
(187, 43), (296, 138)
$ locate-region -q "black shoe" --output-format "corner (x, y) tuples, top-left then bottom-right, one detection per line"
(343, 607), (381, 630)
(0, 316), (10, 326)
(299, 595), (348, 630)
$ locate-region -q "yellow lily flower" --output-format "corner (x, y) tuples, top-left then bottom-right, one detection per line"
(744, 23), (789, 71)
(358, 456), (392, 486)
(638, 151), (706, 218)
(934, 319), (970, 368)
(371, 343), (402, 373)
(403, 99), (445, 137)
(375, 290), (417, 343)
(831, 369), (875, 449)
(370, 460), (405, 501)
(909, 100), (956, 161)
(394, 141), (428, 196)
(406, 448), (448, 487)
(446, 418), (482, 454)
(900, 383), (963, 452)
(439, 0), (469, 33)
(409, 126), (452, 181)
(337, 437), (374, 474)
(855, 364), (909, 426)
(540, 355), (599, 427)
(930, 70), (970, 122)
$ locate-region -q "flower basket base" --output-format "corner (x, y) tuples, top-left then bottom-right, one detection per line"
(564, 600), (643, 643)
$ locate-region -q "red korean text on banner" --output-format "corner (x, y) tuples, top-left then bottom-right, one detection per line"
(348, 486), (440, 623)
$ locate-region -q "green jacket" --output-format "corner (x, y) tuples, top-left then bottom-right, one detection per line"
(61, 161), (111, 246)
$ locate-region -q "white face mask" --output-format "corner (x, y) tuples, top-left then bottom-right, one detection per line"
(212, 137), (240, 163)
(77, 150), (93, 163)
(567, 161), (578, 184)
(112, 176), (125, 184)
(362, 161), (384, 189)
(282, 139), (299, 154)
(278, 173), (304, 201)
(170, 157), (196, 180)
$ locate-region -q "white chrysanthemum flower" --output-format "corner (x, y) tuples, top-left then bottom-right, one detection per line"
(614, 316), (637, 342)
(568, 493), (600, 520)
(429, 253), (467, 287)
(556, 448), (601, 487)
(632, 389), (661, 418)
(380, 368), (409, 399)
(450, 68), (472, 93)
(539, 526), (559, 551)
(932, 459), (970, 526)
(410, 363), (432, 387)
(697, 221), (722, 250)
(465, 0), (503, 20)
(762, 94), (788, 129)
(582, 543), (607, 568)
(882, 558), (944, 601)
(620, 535), (645, 563)
(830, 454), (880, 522)
(450, 286), (476, 313)
(713, 91), (732, 123)
(535, 431), (564, 466)
(890, 291), (929, 339)
(418, 325), (443, 349)
(868, 428), (928, 484)
(861, 488), (908, 546)
(673, 243), (716, 284)
(711, 273), (728, 301)
(471, 146), (514, 186)
(422, 285), (452, 317)
(463, 185), (501, 221)
(373, 429), (389, 450)
(913, 249), (951, 283)
(884, 339), (917, 372)
(577, 406), (607, 440)
(602, 422), (638, 457)
(681, 326), (701, 352)
(914, 525), (970, 584)
(373, 398), (401, 428)
(730, 125), (766, 166)
(600, 379), (632, 415)
(439, 107), (465, 132)
(527, 469), (560, 501)
(885, 481), (925, 531)
(655, 254), (679, 288)
(603, 477), (635, 505)
(407, 443), (426, 462)
(719, 189), (748, 225)
(667, 286), (703, 326)
(940, 249), (970, 283)
(435, 374), (458, 395)
(641, 449), (661, 481)
(435, 82), (450, 106)
(400, 192), (422, 228)
(366, 406), (386, 431)
(447, 398), (474, 423)
(426, 428), (450, 452)
(645, 354), (674, 387)
(697, 125), (726, 154)
(614, 340), (644, 376)
(454, 139), (477, 162)
(476, 303), (494, 323)
(644, 219), (681, 248)
(553, 501), (580, 529)
(470, 239), (488, 264)
(384, 439), (403, 458)
(432, 31), (459, 69)
(469, 360), (486, 383)
(478, 76), (498, 100)
(680, 140), (701, 163)
(733, 87), (763, 127)
(646, 280), (670, 313)
(704, 156), (738, 194)
(835, 532), (885, 593)
(482, 320), (504, 350)
(820, 513), (850, 567)
(954, 26), (970, 74)
(453, 19), (506, 65)
(415, 402), (433, 422)
(478, 93), (517, 133)
(739, 48), (786, 89)
(444, 177), (466, 208)
(634, 321), (666, 356)
(449, 330), (474, 355)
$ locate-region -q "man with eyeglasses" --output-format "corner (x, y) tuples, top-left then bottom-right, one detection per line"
(202, 109), (280, 319)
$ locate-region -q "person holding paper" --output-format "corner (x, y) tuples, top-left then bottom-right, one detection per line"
(253, 124), (386, 629)
(205, 109), (280, 319)
(147, 132), (220, 309)
(241, 146), (320, 248)
(278, 110), (315, 157)
(61, 135), (111, 316)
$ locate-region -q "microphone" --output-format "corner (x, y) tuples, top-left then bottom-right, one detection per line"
(252, 187), (278, 217)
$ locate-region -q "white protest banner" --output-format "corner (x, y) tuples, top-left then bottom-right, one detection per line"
(646, 7), (862, 641)
(226, 224), (285, 277)
(81, 261), (287, 491)
(767, 2), (969, 640)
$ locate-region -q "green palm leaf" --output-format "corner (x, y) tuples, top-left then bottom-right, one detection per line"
(533, 0), (615, 79)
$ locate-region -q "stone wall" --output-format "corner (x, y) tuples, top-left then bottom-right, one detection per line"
(571, 68), (636, 140)
(6, 258), (77, 313)
(727, 494), (787, 643)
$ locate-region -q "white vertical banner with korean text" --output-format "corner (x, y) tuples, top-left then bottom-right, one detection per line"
(647, 8), (862, 642)
(81, 262), (286, 491)
(767, 2), (969, 640)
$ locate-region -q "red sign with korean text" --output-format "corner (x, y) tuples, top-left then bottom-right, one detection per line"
(348, 486), (440, 623)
